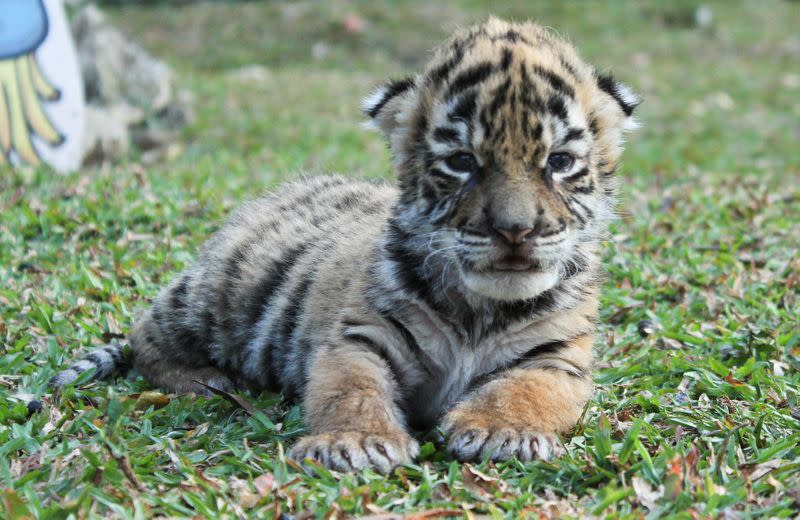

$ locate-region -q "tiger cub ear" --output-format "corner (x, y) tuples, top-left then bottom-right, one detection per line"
(596, 73), (641, 117)
(362, 76), (418, 140)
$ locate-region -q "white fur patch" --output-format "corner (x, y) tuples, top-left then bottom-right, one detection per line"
(361, 86), (390, 117)
(460, 268), (559, 301)
(614, 82), (641, 110)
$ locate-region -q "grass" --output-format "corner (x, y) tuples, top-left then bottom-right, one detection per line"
(2, 0), (799, 517)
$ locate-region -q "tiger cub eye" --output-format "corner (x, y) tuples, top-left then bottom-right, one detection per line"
(445, 152), (479, 175)
(546, 153), (575, 173)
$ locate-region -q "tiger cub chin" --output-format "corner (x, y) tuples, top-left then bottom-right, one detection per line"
(52, 18), (639, 473)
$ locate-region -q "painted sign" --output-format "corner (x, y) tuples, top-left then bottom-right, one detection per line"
(0, 0), (85, 172)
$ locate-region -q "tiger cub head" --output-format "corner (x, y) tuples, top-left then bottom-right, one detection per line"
(364, 18), (640, 302)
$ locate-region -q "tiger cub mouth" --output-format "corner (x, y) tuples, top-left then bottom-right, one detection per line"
(492, 255), (537, 272)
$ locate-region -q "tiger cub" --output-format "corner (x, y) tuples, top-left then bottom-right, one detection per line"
(52, 18), (639, 473)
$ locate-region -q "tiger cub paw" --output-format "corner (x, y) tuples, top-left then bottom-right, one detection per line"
(289, 431), (419, 474)
(442, 413), (564, 462)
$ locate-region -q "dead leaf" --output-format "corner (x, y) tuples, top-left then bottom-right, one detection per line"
(740, 459), (784, 481)
(460, 464), (508, 499)
(632, 476), (665, 511)
(656, 337), (684, 350)
(407, 510), (463, 519)
(132, 391), (172, 410)
(723, 373), (746, 387)
(192, 380), (257, 415)
(238, 489), (260, 509)
(253, 473), (275, 496)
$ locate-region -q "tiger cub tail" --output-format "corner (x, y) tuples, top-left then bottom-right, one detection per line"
(49, 341), (129, 388)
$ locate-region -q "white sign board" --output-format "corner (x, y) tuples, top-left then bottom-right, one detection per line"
(0, 0), (85, 172)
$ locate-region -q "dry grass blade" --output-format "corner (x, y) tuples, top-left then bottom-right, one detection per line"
(192, 379), (258, 415)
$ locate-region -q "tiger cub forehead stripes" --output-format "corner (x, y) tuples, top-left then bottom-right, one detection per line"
(52, 18), (640, 473)
(364, 18), (638, 243)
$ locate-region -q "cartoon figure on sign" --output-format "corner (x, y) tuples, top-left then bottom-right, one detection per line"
(0, 0), (85, 171)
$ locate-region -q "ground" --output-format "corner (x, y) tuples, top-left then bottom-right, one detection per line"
(1, 0), (799, 518)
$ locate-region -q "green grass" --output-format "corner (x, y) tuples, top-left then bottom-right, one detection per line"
(2, 0), (799, 517)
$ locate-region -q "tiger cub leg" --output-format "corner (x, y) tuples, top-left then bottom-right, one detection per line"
(442, 335), (594, 462)
(129, 306), (235, 395)
(289, 342), (419, 473)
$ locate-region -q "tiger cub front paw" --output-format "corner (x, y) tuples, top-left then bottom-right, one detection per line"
(289, 431), (419, 474)
(441, 412), (564, 462)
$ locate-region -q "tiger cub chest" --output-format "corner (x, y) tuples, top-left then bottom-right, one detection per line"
(396, 314), (543, 431)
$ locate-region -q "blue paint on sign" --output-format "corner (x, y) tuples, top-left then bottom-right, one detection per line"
(0, 0), (49, 59)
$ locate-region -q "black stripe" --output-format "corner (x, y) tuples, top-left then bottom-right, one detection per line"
(432, 127), (461, 144)
(105, 344), (129, 373)
(559, 56), (579, 78)
(173, 326), (203, 361)
(170, 276), (189, 310)
(85, 352), (106, 371)
(144, 331), (159, 349)
(384, 317), (435, 376)
(488, 78), (511, 116)
(561, 167), (589, 184)
(271, 269), (318, 395)
(468, 340), (572, 391)
(331, 190), (366, 211)
(201, 309), (217, 350)
(572, 180), (596, 194)
(588, 116), (600, 136)
(449, 91), (477, 124)
(479, 108), (493, 141)
(563, 128), (585, 143)
(524, 120), (543, 141)
(429, 45), (465, 85)
(244, 243), (310, 327)
(421, 181), (437, 205)
(519, 341), (569, 362)
(562, 256), (587, 279)
(292, 338), (314, 396)
(570, 196), (595, 218)
(446, 62), (495, 98)
(500, 48), (513, 70)
(491, 30), (530, 45)
(600, 165), (618, 177)
(366, 77), (415, 118)
(491, 289), (558, 333)
(428, 197), (456, 224)
(223, 243), (249, 282)
(430, 177), (463, 194)
(342, 332), (404, 382)
(532, 66), (575, 98)
(103, 344), (121, 361)
(275, 177), (350, 214)
(383, 222), (432, 305)
(547, 96), (568, 121)
(521, 88), (545, 113)
(570, 202), (587, 226)
(597, 74), (636, 116)
(340, 320), (364, 328)
(151, 303), (170, 339)
(381, 220), (469, 332)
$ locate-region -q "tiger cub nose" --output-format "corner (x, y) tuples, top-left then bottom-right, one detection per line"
(493, 226), (534, 246)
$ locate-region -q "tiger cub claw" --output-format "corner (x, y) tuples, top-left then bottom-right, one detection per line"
(442, 418), (564, 462)
(289, 431), (419, 474)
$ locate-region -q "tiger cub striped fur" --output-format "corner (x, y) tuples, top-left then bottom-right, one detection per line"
(52, 18), (639, 472)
